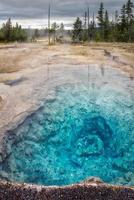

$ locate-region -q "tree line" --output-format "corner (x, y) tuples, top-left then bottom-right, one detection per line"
(0, 18), (27, 42)
(72, 0), (134, 43)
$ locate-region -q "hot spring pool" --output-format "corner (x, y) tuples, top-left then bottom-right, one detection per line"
(0, 63), (134, 187)
(1, 81), (134, 187)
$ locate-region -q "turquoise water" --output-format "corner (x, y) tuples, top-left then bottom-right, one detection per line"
(1, 83), (134, 186)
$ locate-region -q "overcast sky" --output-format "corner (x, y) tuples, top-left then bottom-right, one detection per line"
(0, 0), (127, 29)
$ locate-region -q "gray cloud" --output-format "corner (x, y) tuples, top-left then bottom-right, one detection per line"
(0, 0), (128, 28)
(0, 0), (127, 19)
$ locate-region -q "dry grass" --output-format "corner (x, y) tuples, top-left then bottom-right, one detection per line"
(0, 96), (4, 110)
(0, 42), (134, 82)
(0, 53), (21, 73)
(0, 66), (20, 73)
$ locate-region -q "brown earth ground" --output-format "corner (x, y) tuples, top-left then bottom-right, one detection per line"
(0, 41), (134, 80)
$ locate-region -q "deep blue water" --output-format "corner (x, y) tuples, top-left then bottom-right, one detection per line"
(1, 83), (134, 186)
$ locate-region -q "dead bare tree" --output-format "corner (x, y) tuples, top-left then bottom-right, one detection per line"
(48, 3), (51, 45)
(87, 7), (90, 42)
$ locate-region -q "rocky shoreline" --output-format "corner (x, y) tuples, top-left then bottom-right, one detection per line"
(0, 178), (134, 200)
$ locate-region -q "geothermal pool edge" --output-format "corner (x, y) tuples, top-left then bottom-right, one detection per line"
(0, 179), (134, 200)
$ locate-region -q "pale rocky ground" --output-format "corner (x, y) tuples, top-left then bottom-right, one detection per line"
(0, 41), (134, 156)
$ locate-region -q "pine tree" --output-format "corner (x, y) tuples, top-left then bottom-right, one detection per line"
(126, 0), (134, 23)
(112, 10), (119, 42)
(87, 7), (90, 41)
(4, 18), (12, 41)
(82, 11), (88, 41)
(71, 1), (134, 43)
(84, 11), (87, 30)
(120, 4), (127, 31)
(115, 10), (119, 24)
(51, 22), (59, 43)
(0, 19), (27, 42)
(97, 3), (104, 27)
(125, 0), (134, 41)
(72, 17), (83, 42)
(104, 10), (110, 41)
(90, 13), (96, 41)
(60, 23), (64, 39)
(118, 4), (128, 42)
(34, 29), (40, 38)
(97, 2), (104, 40)
(92, 13), (95, 30)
